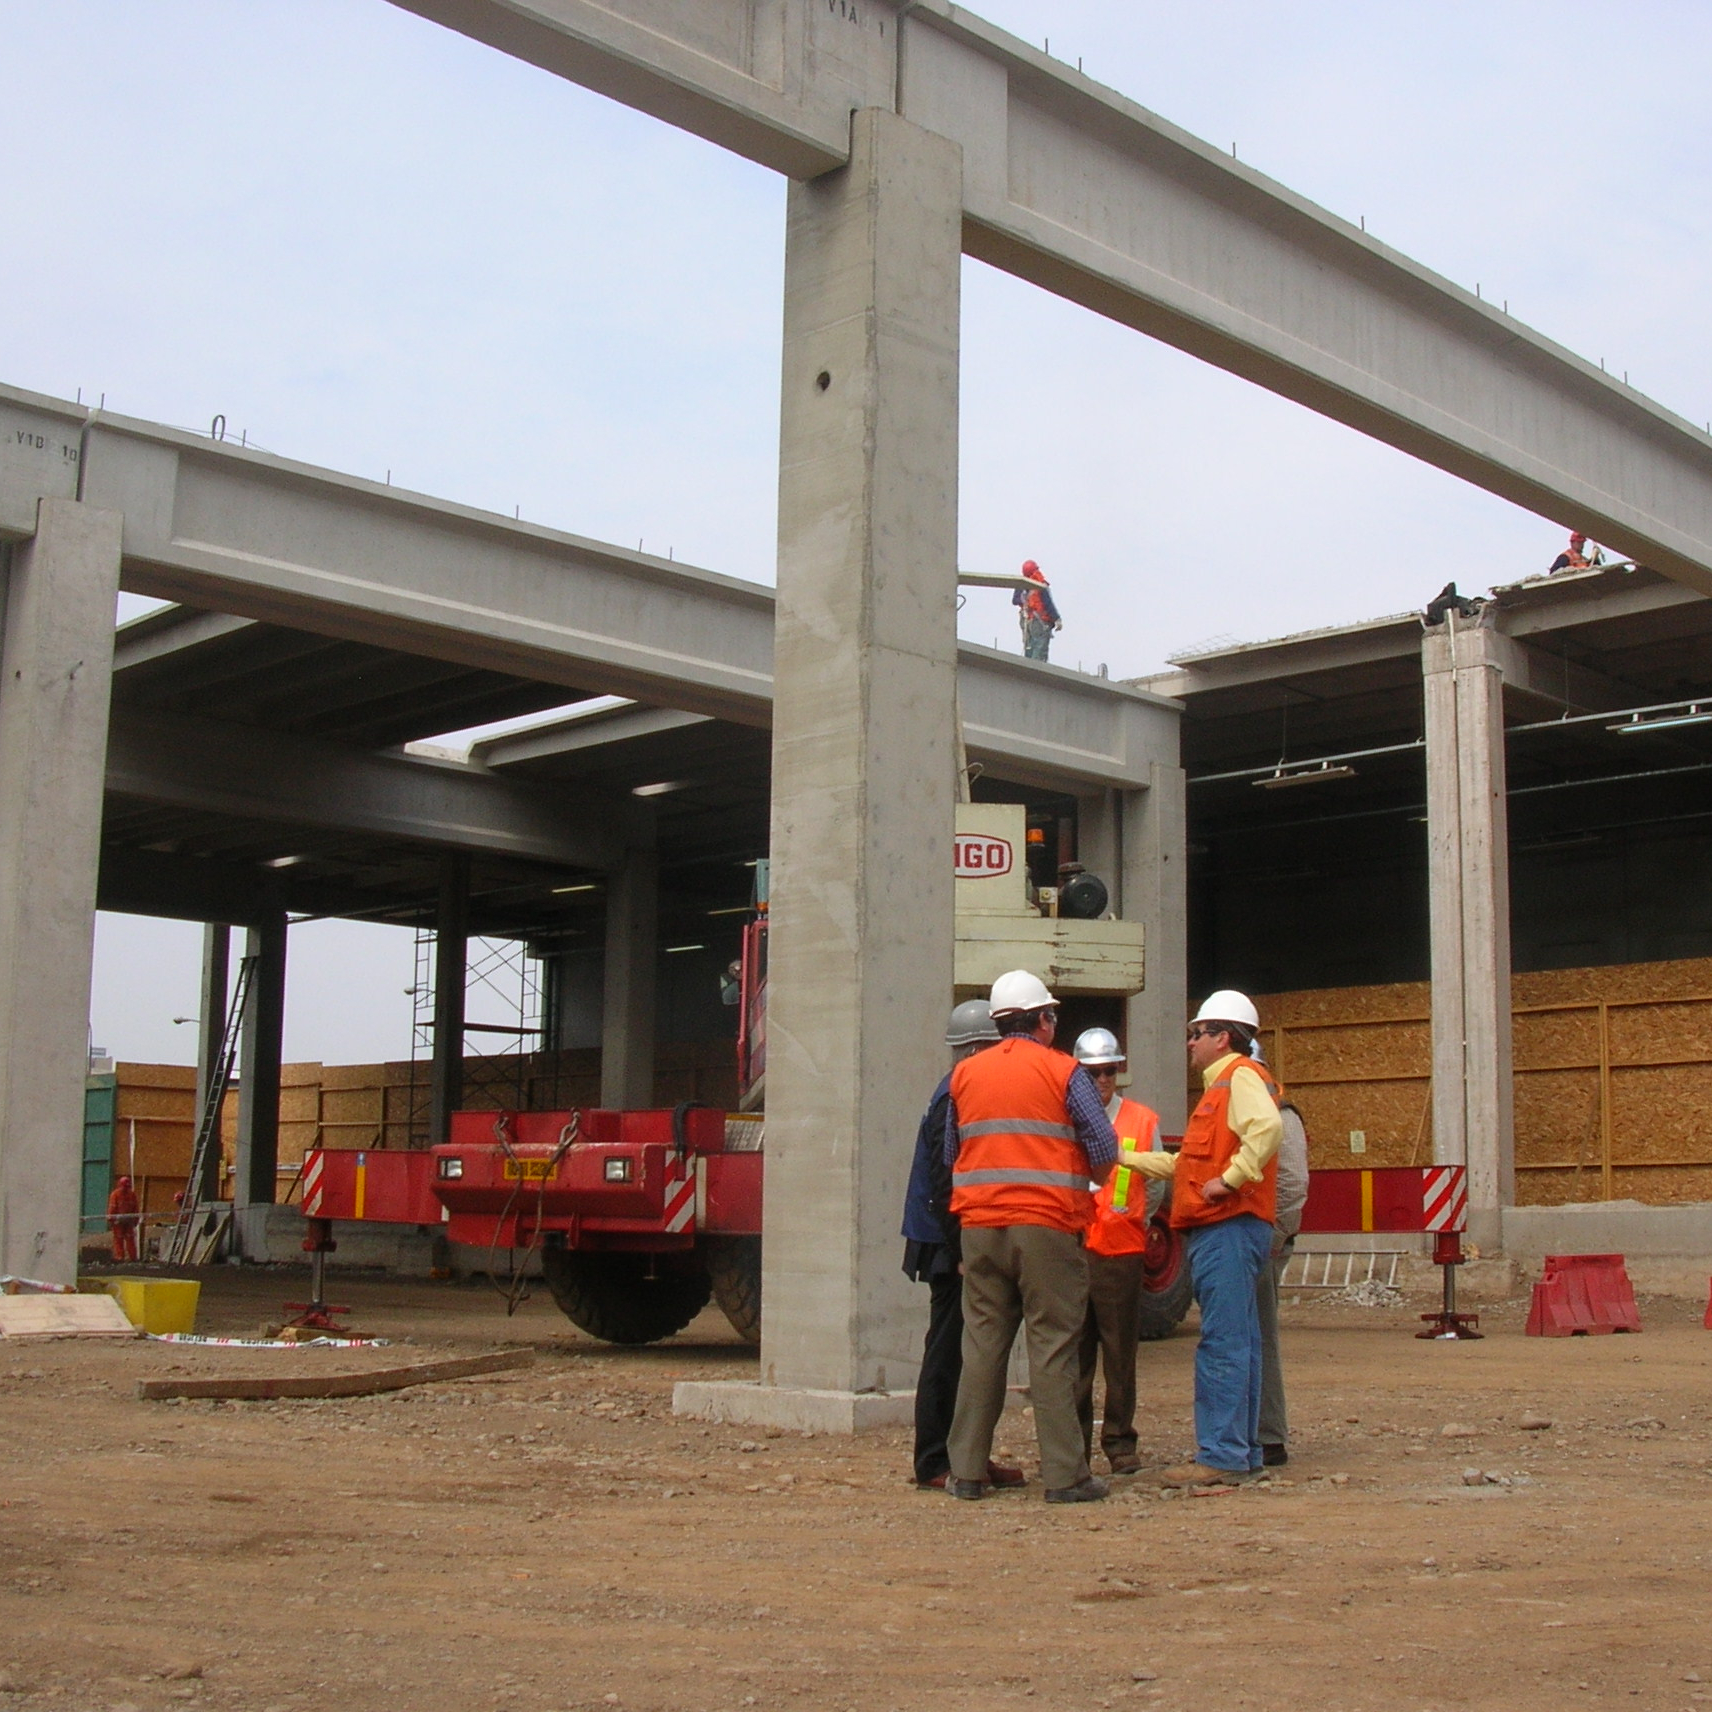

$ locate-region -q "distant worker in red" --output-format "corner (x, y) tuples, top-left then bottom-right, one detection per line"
(1548, 531), (1603, 574)
(1013, 560), (1062, 662)
(107, 1175), (141, 1262)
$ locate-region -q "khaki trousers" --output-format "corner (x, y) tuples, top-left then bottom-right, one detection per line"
(948, 1223), (1091, 1492)
(1075, 1251), (1145, 1461)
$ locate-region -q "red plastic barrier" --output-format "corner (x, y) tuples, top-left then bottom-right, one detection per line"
(1703, 1276), (1711, 1332)
(1524, 1253), (1642, 1337)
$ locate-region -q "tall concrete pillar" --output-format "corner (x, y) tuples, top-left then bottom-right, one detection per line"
(0, 500), (122, 1284)
(193, 923), (232, 1203)
(429, 855), (469, 1144)
(600, 845), (657, 1109)
(1423, 613), (1514, 1243)
(686, 109), (964, 1431)
(1124, 764), (1189, 1131)
(234, 912), (288, 1252)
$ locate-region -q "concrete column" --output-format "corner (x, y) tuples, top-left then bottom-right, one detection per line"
(193, 923), (231, 1203)
(600, 846), (658, 1109)
(429, 855), (469, 1143)
(234, 912), (288, 1244)
(1124, 764), (1189, 1132)
(0, 500), (122, 1284)
(684, 109), (965, 1433)
(1424, 613), (1514, 1243)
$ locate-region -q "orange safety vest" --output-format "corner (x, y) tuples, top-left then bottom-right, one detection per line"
(1085, 1098), (1161, 1258)
(1170, 1055), (1281, 1231)
(949, 1038), (1091, 1235)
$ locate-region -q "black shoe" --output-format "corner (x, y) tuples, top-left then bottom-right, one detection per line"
(1044, 1476), (1109, 1504)
(1262, 1443), (1288, 1467)
(945, 1477), (987, 1501)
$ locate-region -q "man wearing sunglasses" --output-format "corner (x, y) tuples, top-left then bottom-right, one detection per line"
(941, 970), (1119, 1504)
(1121, 991), (1283, 1487)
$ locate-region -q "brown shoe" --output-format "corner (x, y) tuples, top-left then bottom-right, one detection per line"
(986, 1461), (1027, 1488)
(1157, 1461), (1248, 1488)
(1107, 1453), (1143, 1477)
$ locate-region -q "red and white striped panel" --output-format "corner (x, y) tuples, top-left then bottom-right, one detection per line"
(302, 1150), (325, 1217)
(662, 1170), (696, 1235)
(1422, 1165), (1467, 1232)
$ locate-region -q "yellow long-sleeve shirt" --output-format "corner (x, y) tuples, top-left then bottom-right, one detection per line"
(1119, 1052), (1283, 1191)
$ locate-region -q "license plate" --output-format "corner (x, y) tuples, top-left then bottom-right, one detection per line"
(502, 1159), (555, 1182)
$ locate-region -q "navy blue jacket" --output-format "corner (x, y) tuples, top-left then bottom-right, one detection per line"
(902, 1073), (959, 1279)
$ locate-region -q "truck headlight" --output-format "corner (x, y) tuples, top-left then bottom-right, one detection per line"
(603, 1156), (633, 1183)
(437, 1157), (465, 1180)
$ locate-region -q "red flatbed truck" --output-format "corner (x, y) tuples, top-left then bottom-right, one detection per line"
(301, 808), (1193, 1346)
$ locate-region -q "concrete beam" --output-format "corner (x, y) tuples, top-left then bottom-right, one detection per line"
(396, 2), (1712, 593)
(104, 704), (628, 871)
(0, 500), (123, 1284)
(0, 385), (1174, 792)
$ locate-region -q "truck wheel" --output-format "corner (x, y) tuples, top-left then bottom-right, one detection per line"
(540, 1249), (712, 1346)
(1136, 1215), (1194, 1341)
(705, 1235), (762, 1345)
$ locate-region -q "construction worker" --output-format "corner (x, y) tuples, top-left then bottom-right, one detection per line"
(1257, 1084), (1311, 1466)
(1071, 1028), (1162, 1478)
(942, 970), (1118, 1504)
(1548, 530), (1600, 574)
(106, 1175), (141, 1263)
(1013, 560), (1062, 661)
(1121, 990), (1282, 1487)
(902, 999), (1026, 1492)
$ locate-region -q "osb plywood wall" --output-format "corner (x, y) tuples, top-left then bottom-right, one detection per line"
(1254, 955), (1712, 1205)
(105, 1043), (739, 1206)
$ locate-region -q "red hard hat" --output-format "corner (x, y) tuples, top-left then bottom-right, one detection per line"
(1021, 559), (1041, 577)
(1570, 531), (1586, 544)
(117, 1175), (132, 1187)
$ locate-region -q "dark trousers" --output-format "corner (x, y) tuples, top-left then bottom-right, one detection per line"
(913, 1270), (964, 1484)
(1075, 1251), (1145, 1462)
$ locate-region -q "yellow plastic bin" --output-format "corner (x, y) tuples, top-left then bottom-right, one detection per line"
(102, 1277), (200, 1336)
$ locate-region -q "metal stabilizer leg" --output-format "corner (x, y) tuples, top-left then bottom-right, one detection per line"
(1417, 1230), (1482, 1339)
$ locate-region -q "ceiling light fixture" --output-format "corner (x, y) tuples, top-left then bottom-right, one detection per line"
(1608, 704), (1712, 735)
(706, 905), (750, 917)
(664, 942), (706, 954)
(632, 779), (689, 797)
(550, 882), (601, 895)
(1253, 762), (1358, 790)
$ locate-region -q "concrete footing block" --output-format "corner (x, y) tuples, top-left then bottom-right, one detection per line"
(671, 1381), (915, 1435)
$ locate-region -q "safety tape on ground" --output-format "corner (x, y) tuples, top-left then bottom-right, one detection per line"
(148, 1332), (391, 1348)
(0, 1276), (78, 1294)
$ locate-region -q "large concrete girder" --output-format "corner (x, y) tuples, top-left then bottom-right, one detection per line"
(104, 705), (630, 871)
(0, 385), (1179, 792)
(395, 0), (1712, 594)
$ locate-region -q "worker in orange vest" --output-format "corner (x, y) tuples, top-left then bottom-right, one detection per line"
(106, 1175), (141, 1262)
(1013, 560), (1062, 661)
(942, 970), (1119, 1504)
(1071, 1028), (1162, 1478)
(1122, 990), (1283, 1487)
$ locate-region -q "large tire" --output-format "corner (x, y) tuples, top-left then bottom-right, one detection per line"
(705, 1235), (762, 1345)
(540, 1248), (712, 1346)
(1136, 1212), (1194, 1341)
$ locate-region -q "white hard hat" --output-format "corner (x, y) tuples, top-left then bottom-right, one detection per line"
(989, 969), (1057, 1017)
(1072, 1027), (1124, 1066)
(1191, 989), (1260, 1030)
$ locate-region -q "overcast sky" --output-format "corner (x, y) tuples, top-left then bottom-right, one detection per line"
(5, 0), (1707, 1066)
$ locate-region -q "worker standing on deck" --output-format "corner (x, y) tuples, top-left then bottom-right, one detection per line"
(943, 971), (1118, 1504)
(902, 999), (1027, 1492)
(1072, 1028), (1162, 1478)
(1548, 531), (1604, 574)
(106, 1175), (141, 1263)
(1013, 560), (1062, 661)
(1122, 991), (1283, 1487)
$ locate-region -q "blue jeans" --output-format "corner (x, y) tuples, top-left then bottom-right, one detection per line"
(1185, 1215), (1273, 1472)
(1023, 617), (1053, 660)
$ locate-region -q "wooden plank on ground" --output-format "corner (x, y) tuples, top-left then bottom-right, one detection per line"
(0, 1294), (140, 1339)
(135, 1346), (532, 1401)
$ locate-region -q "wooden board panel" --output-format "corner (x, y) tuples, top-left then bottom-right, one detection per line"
(0, 1294), (138, 1338)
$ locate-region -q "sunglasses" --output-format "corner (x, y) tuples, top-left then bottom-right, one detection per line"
(1186, 1025), (1225, 1042)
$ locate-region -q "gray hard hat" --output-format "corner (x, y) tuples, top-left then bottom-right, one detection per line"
(1073, 1026), (1125, 1066)
(946, 998), (1001, 1048)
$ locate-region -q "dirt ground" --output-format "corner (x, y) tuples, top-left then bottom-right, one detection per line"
(3, 1265), (1711, 1712)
